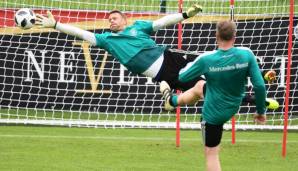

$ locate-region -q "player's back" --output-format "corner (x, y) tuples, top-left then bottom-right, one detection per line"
(204, 47), (253, 97)
(202, 47), (257, 124)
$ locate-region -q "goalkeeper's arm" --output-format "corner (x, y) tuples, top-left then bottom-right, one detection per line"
(36, 11), (97, 46)
(152, 4), (202, 31)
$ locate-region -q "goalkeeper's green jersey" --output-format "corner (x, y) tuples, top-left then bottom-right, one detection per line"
(94, 20), (166, 74)
(179, 47), (266, 125)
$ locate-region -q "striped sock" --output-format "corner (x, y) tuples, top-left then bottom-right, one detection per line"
(170, 95), (178, 107)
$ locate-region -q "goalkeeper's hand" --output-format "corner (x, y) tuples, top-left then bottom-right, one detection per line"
(36, 11), (57, 28)
(264, 70), (276, 84)
(186, 4), (203, 18)
(253, 114), (266, 125)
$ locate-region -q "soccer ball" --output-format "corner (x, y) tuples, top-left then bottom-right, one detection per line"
(14, 8), (36, 29)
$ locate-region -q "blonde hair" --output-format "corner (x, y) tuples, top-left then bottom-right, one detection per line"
(109, 10), (127, 20)
(216, 20), (237, 41)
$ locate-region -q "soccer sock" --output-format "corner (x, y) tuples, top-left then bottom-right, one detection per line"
(170, 95), (178, 107)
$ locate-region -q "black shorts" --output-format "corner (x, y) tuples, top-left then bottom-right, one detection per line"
(154, 49), (205, 91)
(201, 120), (223, 147)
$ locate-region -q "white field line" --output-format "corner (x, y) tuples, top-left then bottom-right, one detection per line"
(0, 134), (297, 144)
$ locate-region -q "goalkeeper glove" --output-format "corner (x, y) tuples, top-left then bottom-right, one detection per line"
(184, 4), (203, 18)
(36, 11), (57, 28)
(264, 70), (276, 84)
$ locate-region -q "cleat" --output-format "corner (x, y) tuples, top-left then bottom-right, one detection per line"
(160, 81), (175, 111)
(264, 70), (276, 84)
(192, 4), (203, 13)
(266, 98), (279, 110)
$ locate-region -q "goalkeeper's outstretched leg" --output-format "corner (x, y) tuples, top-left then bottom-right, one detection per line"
(160, 67), (279, 111)
(160, 69), (279, 111)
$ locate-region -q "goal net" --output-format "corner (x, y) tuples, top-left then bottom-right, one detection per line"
(0, 0), (297, 129)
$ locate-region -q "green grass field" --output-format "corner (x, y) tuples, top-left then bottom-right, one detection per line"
(1, 0), (298, 170)
(1, 0), (297, 14)
(1, 108), (298, 126)
(0, 126), (298, 171)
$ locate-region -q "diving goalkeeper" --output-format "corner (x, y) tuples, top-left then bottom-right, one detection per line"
(36, 5), (204, 91)
(35, 5), (277, 109)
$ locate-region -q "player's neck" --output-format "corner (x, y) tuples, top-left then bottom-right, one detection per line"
(217, 41), (234, 51)
(111, 26), (126, 33)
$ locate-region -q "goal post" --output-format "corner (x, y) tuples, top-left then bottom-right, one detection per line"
(282, 0), (295, 157)
(0, 0), (297, 130)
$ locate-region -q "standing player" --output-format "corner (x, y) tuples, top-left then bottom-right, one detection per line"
(35, 6), (278, 108)
(160, 20), (268, 171)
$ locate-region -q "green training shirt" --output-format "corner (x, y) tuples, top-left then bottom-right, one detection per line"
(179, 47), (266, 125)
(94, 20), (166, 74)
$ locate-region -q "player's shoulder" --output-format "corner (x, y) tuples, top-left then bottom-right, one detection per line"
(236, 46), (252, 51)
(235, 47), (254, 54)
(130, 20), (153, 31)
(95, 32), (112, 36)
(200, 50), (218, 58)
(235, 47), (255, 58)
(133, 20), (153, 26)
(94, 32), (112, 39)
(198, 50), (218, 61)
(192, 50), (218, 64)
